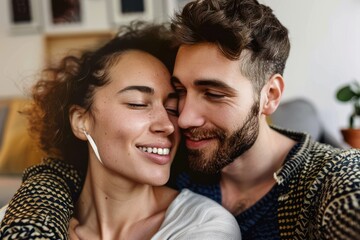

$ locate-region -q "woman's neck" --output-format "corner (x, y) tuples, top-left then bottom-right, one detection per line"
(75, 163), (178, 239)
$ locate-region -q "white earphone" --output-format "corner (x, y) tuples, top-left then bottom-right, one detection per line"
(82, 129), (103, 165)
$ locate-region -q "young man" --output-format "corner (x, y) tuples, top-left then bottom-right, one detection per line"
(168, 1), (360, 239)
(1, 0), (360, 239)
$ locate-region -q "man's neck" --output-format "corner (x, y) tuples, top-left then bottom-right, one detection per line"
(220, 125), (296, 215)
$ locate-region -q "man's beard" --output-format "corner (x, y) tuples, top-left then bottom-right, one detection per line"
(186, 101), (260, 174)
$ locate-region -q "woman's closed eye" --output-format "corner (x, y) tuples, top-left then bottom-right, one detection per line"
(165, 95), (179, 116)
(127, 103), (147, 108)
(127, 103), (178, 116)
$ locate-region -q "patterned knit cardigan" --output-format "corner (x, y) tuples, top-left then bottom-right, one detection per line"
(0, 129), (359, 239)
(272, 129), (360, 239)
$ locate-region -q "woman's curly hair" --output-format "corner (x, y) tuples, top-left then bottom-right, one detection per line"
(23, 22), (178, 173)
(171, 0), (290, 93)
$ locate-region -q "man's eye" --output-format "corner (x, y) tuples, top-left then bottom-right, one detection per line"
(166, 108), (179, 117)
(128, 103), (147, 108)
(175, 88), (186, 96)
(205, 92), (226, 99)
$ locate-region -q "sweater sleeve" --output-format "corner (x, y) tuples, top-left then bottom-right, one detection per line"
(0, 158), (83, 240)
(320, 150), (360, 239)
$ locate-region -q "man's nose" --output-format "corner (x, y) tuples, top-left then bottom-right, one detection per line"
(178, 96), (205, 129)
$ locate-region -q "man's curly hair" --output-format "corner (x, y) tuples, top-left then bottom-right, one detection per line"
(171, 0), (290, 92)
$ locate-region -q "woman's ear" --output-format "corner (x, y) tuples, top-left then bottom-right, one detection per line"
(69, 105), (88, 141)
(261, 74), (284, 116)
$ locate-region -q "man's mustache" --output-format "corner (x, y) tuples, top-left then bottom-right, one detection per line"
(182, 127), (226, 142)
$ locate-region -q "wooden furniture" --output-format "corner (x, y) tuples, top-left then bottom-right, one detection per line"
(44, 31), (115, 66)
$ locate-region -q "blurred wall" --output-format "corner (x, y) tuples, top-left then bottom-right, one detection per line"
(1, 0), (360, 142)
(0, 1), (44, 98)
(261, 0), (360, 141)
(0, 0), (165, 98)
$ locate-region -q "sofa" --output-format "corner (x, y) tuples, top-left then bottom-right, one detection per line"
(269, 98), (348, 148)
(0, 98), (43, 205)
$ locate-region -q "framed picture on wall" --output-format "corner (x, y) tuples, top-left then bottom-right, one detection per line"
(108, 0), (154, 27)
(42, 0), (84, 34)
(8, 0), (42, 34)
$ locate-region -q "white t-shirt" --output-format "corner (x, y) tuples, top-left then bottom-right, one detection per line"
(0, 189), (241, 239)
(153, 189), (241, 239)
(0, 205), (6, 222)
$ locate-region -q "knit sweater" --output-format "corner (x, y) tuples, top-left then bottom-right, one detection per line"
(274, 129), (360, 239)
(0, 128), (359, 239)
(176, 128), (360, 239)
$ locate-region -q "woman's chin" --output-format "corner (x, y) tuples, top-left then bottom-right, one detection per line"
(148, 171), (170, 186)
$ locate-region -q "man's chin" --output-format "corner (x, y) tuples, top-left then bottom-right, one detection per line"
(187, 152), (221, 175)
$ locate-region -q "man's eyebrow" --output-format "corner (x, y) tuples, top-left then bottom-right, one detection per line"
(171, 77), (236, 94)
(117, 86), (154, 95)
(194, 79), (236, 93)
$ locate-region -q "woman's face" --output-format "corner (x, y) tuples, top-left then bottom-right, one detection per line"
(83, 50), (180, 186)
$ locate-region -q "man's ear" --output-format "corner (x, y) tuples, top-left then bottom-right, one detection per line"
(261, 74), (284, 116)
(69, 105), (88, 141)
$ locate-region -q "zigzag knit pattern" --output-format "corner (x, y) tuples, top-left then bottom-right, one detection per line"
(274, 129), (360, 239)
(0, 158), (82, 240)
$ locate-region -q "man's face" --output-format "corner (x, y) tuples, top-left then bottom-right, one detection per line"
(172, 43), (260, 174)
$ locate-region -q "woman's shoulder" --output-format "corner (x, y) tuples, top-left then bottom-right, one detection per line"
(174, 188), (237, 221)
(152, 189), (241, 239)
(175, 188), (225, 209)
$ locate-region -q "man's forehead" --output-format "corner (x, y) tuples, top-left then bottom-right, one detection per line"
(173, 48), (245, 85)
(177, 42), (220, 55)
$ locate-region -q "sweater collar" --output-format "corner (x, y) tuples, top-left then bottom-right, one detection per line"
(270, 126), (312, 190)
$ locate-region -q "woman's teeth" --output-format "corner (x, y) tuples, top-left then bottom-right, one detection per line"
(138, 147), (170, 155)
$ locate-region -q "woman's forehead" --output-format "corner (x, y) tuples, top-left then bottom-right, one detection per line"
(103, 51), (173, 93)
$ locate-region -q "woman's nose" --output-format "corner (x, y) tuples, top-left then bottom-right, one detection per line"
(150, 107), (175, 135)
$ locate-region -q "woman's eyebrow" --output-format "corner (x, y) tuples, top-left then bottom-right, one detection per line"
(117, 86), (154, 95)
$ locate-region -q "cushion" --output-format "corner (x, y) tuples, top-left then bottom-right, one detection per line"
(0, 99), (43, 174)
(0, 105), (9, 149)
(270, 98), (322, 141)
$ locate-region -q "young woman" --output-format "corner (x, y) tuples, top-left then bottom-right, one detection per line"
(0, 22), (240, 239)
